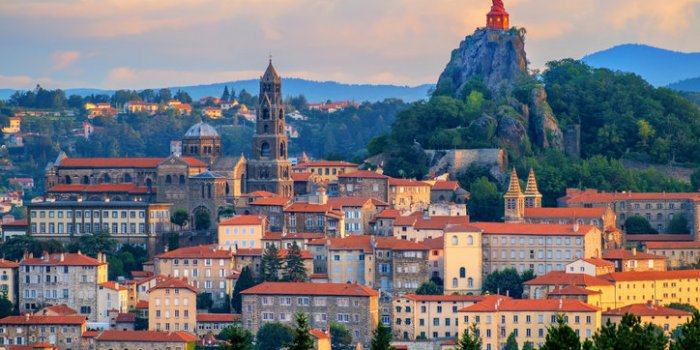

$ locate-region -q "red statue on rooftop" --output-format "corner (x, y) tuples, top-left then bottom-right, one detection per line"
(487, 0), (509, 30)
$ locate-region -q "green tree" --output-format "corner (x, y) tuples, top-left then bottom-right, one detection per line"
(288, 312), (314, 350)
(540, 314), (581, 350)
(261, 245), (282, 282)
(232, 267), (256, 313)
(195, 210), (212, 230)
(171, 208), (189, 230)
(481, 268), (533, 299)
(457, 323), (482, 350)
(468, 177), (502, 222)
(0, 294), (14, 318)
(667, 303), (699, 314)
(219, 326), (254, 350)
(671, 311), (700, 350)
(521, 341), (534, 350)
(370, 322), (392, 350)
(330, 323), (353, 350)
(222, 86), (231, 102)
(168, 232), (180, 251)
(283, 242), (308, 282)
(415, 281), (441, 295)
(624, 215), (657, 234)
(504, 331), (518, 350)
(667, 214), (690, 234)
(592, 313), (667, 350)
(70, 230), (117, 257)
(692, 168), (700, 191)
(197, 292), (214, 311)
(255, 322), (294, 350)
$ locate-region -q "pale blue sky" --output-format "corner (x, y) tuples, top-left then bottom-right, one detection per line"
(0, 0), (698, 89)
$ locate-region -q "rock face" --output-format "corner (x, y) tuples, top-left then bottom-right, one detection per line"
(435, 27), (564, 154)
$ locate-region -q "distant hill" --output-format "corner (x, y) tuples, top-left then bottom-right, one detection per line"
(0, 78), (433, 103)
(668, 77), (700, 92)
(582, 44), (700, 88)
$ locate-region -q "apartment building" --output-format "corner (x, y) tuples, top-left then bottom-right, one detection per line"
(307, 236), (374, 285)
(218, 215), (267, 250)
(392, 294), (490, 340)
(602, 302), (691, 335)
(153, 245), (235, 308)
(241, 282), (379, 346)
(0, 259), (19, 306)
(328, 196), (386, 235)
(96, 282), (128, 323)
(602, 249), (667, 272)
(0, 315), (87, 349)
(374, 237), (430, 295)
(147, 277), (197, 333)
(523, 207), (616, 233)
(646, 241), (700, 268)
(19, 252), (108, 320)
(388, 179), (431, 213)
(337, 170), (390, 203)
(292, 161), (359, 181)
(284, 202), (345, 237)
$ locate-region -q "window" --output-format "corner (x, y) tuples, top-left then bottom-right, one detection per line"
(452, 236), (458, 245)
(459, 267), (466, 278)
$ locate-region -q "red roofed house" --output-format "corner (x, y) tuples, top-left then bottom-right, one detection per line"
(307, 236), (373, 285)
(196, 313), (241, 336)
(602, 302), (692, 334)
(284, 202), (345, 237)
(19, 252), (108, 321)
(458, 297), (600, 349)
(241, 282), (378, 346)
(246, 196), (291, 232)
(123, 100), (160, 114)
(523, 206), (616, 233)
(429, 180), (468, 204)
(94, 330), (198, 350)
(8, 177), (34, 190)
(372, 209), (401, 237)
(309, 328), (331, 350)
(292, 160), (359, 182)
(0, 315), (87, 348)
(37, 304), (78, 316)
(96, 282), (129, 323)
(147, 276), (198, 332)
(328, 196), (386, 235)
(218, 215), (268, 250)
(565, 258), (615, 276)
(153, 245), (234, 309)
(393, 213), (469, 241)
(374, 237), (430, 295)
(598, 270), (700, 310)
(337, 170), (390, 204)
(646, 240), (700, 268)
(602, 249), (667, 272)
(0, 258), (19, 307)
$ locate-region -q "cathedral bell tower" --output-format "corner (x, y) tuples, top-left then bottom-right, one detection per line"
(245, 59), (294, 197)
(504, 167), (525, 222)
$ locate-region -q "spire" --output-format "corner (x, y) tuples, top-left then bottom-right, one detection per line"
(524, 168), (540, 195)
(262, 57), (280, 82)
(505, 167), (522, 195)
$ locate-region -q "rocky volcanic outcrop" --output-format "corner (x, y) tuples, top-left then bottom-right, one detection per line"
(435, 28), (564, 154)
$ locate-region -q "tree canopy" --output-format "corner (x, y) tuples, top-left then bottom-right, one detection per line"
(481, 268), (535, 299)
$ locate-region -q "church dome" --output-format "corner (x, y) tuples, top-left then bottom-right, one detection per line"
(184, 122), (219, 138)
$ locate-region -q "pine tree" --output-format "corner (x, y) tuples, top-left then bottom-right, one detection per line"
(457, 323), (482, 350)
(504, 331), (518, 350)
(671, 311), (700, 350)
(222, 86), (231, 102)
(231, 266), (256, 313)
(521, 341), (534, 350)
(284, 242), (308, 282)
(261, 245), (282, 282)
(540, 314), (581, 350)
(288, 312), (314, 350)
(370, 322), (392, 350)
(219, 325), (254, 350)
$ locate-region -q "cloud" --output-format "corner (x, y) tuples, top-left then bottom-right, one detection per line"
(49, 51), (81, 71)
(0, 75), (56, 89)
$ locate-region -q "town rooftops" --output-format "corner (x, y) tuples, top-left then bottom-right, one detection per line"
(284, 202), (334, 213)
(309, 329), (330, 340)
(375, 237), (429, 251)
(402, 293), (485, 302)
(249, 197), (291, 206)
(600, 270), (700, 282)
(219, 215), (266, 226)
(0, 258), (19, 268)
(58, 157), (205, 168)
(579, 258), (614, 267)
(548, 285), (602, 296)
(277, 249), (313, 259)
(338, 170), (389, 179)
(388, 178), (430, 187)
(560, 189), (700, 204)
(602, 249), (666, 260)
(431, 181), (460, 191)
(460, 297), (600, 313)
(115, 313), (136, 322)
(42, 304), (77, 315)
(295, 160), (358, 168)
(524, 271), (614, 286)
(155, 244), (233, 259)
(20, 252), (105, 266)
(473, 222), (597, 236)
(241, 282), (379, 297)
(376, 209), (401, 219)
(328, 196), (376, 208)
(148, 276), (198, 293)
(603, 303), (692, 317)
(234, 248), (263, 256)
(95, 330), (199, 342)
(99, 282), (128, 291)
(0, 315), (87, 325)
(196, 313), (241, 322)
(291, 172), (313, 182)
(524, 207), (606, 217)
(308, 236), (373, 253)
(646, 241), (700, 249)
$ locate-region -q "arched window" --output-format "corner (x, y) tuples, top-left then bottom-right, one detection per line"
(102, 173), (111, 183)
(451, 235), (458, 246)
(279, 142), (286, 158)
(124, 173), (132, 183)
(264, 124), (269, 133)
(207, 184), (212, 198)
(459, 267), (466, 278)
(64, 175), (71, 184)
(452, 278), (458, 288)
(467, 235), (474, 245)
(179, 175), (185, 184)
(262, 108), (270, 120)
(468, 277), (474, 288)
(166, 175), (172, 184)
(261, 142), (271, 157)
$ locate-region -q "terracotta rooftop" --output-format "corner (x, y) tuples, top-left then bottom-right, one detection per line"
(524, 207), (606, 218)
(249, 197), (290, 206)
(524, 271), (614, 286)
(99, 281), (128, 291)
(292, 172), (313, 181)
(549, 285), (602, 296)
(82, 330), (99, 338)
(196, 313), (241, 322)
(473, 222), (597, 236)
(262, 232), (325, 241)
(21, 252), (105, 266)
(115, 313), (136, 322)
(414, 216), (470, 230)
(421, 236), (444, 250)
(284, 202), (333, 213)
(59, 157), (205, 169)
(0, 315), (86, 325)
(309, 329), (330, 340)
(156, 244), (233, 259)
(338, 170), (389, 179)
(602, 249), (666, 260)
(135, 300), (149, 309)
(375, 237), (429, 251)
(646, 241), (700, 249)
(0, 258), (19, 268)
(219, 215), (266, 226)
(241, 282), (379, 297)
(148, 276), (198, 293)
(376, 209), (401, 219)
(246, 191), (278, 198)
(580, 258), (614, 267)
(431, 181), (460, 191)
(2, 219), (27, 227)
(603, 303), (692, 317)
(460, 297), (600, 313)
(234, 248), (263, 256)
(402, 293), (485, 302)
(95, 330), (199, 342)
(48, 183), (152, 194)
(561, 189), (700, 204)
(308, 236), (373, 253)
(389, 178), (430, 187)
(327, 196), (374, 208)
(298, 160), (358, 168)
(43, 304), (77, 315)
(600, 270), (700, 282)
(277, 249), (313, 259)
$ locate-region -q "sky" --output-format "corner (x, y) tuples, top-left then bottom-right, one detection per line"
(0, 0), (699, 90)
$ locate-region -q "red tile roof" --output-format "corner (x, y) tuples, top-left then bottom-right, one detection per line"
(21, 253), (105, 266)
(338, 170), (389, 179)
(2, 219), (27, 227)
(580, 258), (614, 267)
(0, 315), (86, 325)
(376, 209), (402, 219)
(43, 304), (77, 315)
(327, 196), (374, 208)
(196, 313), (241, 322)
(375, 237), (429, 251)
(402, 293), (485, 302)
(414, 216), (469, 230)
(389, 178), (430, 187)
(297, 160), (358, 168)
(0, 258), (19, 268)
(460, 297), (600, 312)
(309, 329), (330, 339)
(115, 313), (136, 322)
(96, 330), (199, 342)
(284, 202), (333, 213)
(473, 222), (597, 236)
(135, 300), (149, 309)
(82, 330), (99, 338)
(59, 157), (205, 168)
(250, 197), (290, 206)
(156, 245), (233, 259)
(562, 189), (700, 204)
(602, 249), (666, 260)
(524, 271), (614, 286)
(431, 181), (460, 191)
(149, 276), (198, 293)
(548, 285), (602, 296)
(234, 248), (263, 256)
(48, 183), (152, 194)
(241, 282), (379, 297)
(646, 241), (700, 249)
(246, 191), (278, 198)
(219, 215), (265, 226)
(524, 207), (606, 218)
(131, 271), (154, 279)
(309, 236), (373, 253)
(292, 172), (313, 181)
(601, 270), (700, 282)
(99, 281), (128, 291)
(421, 236), (444, 250)
(277, 249), (313, 259)
(603, 303), (692, 317)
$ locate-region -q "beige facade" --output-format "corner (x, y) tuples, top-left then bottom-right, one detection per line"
(147, 277), (198, 333)
(646, 241), (700, 268)
(602, 249), (667, 272)
(96, 282), (129, 323)
(328, 197), (384, 235)
(0, 259), (19, 307)
(292, 161), (359, 182)
(602, 302), (691, 335)
(392, 294), (487, 340)
(218, 215), (266, 250)
(458, 297), (601, 350)
(443, 224), (483, 295)
(196, 313), (240, 336)
(389, 179), (431, 213)
(337, 171), (390, 204)
(284, 202), (345, 237)
(308, 236), (374, 285)
(154, 245), (235, 308)
(565, 258), (615, 276)
(0, 315), (87, 350)
(19, 252), (108, 321)
(241, 282), (379, 347)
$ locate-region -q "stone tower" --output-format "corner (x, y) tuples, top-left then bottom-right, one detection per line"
(182, 121), (221, 166)
(487, 0), (509, 30)
(503, 167), (525, 222)
(524, 168), (542, 208)
(245, 59), (293, 197)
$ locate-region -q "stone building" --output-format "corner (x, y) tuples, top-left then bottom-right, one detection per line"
(602, 249), (667, 272)
(292, 160), (359, 182)
(337, 170), (390, 203)
(374, 237), (430, 296)
(372, 209), (401, 237)
(153, 245), (235, 309)
(388, 179), (431, 213)
(646, 241), (700, 269)
(19, 252), (108, 321)
(429, 180), (469, 204)
(241, 282), (379, 346)
(247, 197), (290, 232)
(182, 121), (222, 166)
(96, 282), (129, 324)
(283, 202), (345, 236)
(196, 313), (241, 336)
(0, 258), (19, 307)
(147, 276), (198, 333)
(328, 197), (386, 235)
(0, 315), (87, 349)
(187, 171), (228, 229)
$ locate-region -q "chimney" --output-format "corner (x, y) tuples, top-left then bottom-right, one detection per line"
(77, 196), (83, 203)
(573, 222), (579, 232)
(105, 196), (110, 203)
(647, 300), (653, 308)
(632, 248), (637, 256)
(559, 299), (563, 309)
(60, 253), (65, 262)
(164, 246), (169, 253)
